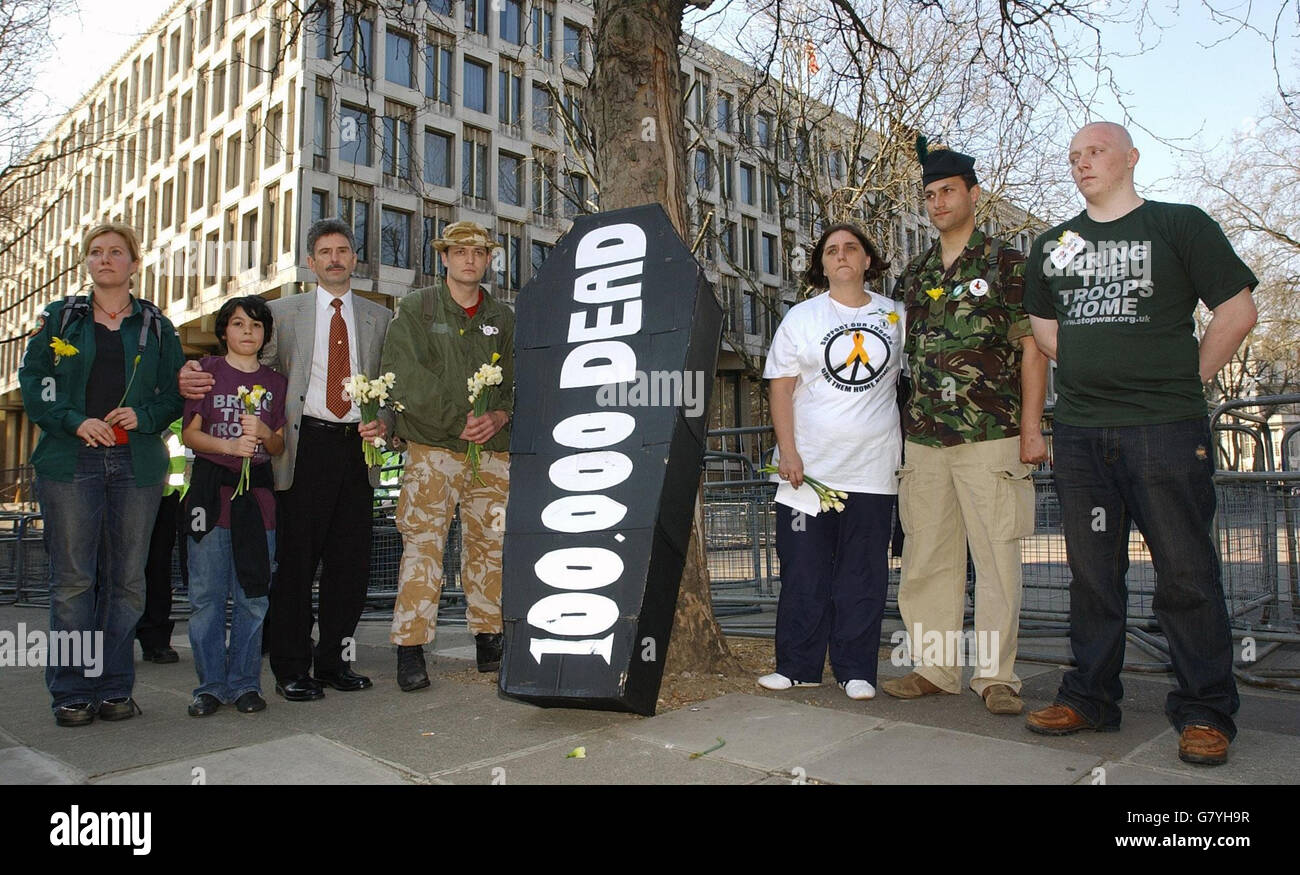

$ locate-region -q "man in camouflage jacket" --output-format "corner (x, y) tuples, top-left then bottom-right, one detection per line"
(880, 141), (1049, 716)
(381, 221), (515, 690)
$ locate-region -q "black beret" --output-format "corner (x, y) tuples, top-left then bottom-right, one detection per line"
(915, 135), (978, 187)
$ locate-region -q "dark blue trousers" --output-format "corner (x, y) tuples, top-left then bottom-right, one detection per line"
(774, 492), (893, 684)
(1053, 418), (1239, 738)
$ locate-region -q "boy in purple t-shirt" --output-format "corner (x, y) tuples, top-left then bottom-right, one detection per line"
(181, 297), (287, 717)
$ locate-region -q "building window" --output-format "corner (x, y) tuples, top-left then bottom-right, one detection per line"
(382, 114), (412, 178)
(425, 30), (453, 106)
(693, 71), (711, 124)
(499, 0), (524, 45)
(339, 104), (372, 166)
(311, 189), (329, 224)
(495, 223), (522, 293)
(381, 207), (411, 268)
(424, 128), (453, 187)
(462, 126), (490, 203)
(532, 148), (556, 217)
(248, 33), (264, 90)
(562, 172), (587, 218)
(313, 91), (329, 158)
(531, 83), (554, 134)
(762, 233), (778, 275)
(465, 0), (487, 35)
(719, 150), (734, 202)
(498, 151), (523, 206)
(531, 2), (554, 60)
(463, 57), (490, 113)
(742, 218), (756, 271)
(717, 92), (732, 133)
(499, 63), (522, 128)
(720, 221), (735, 261)
(422, 209), (450, 275)
(341, 11), (373, 76)
(756, 112), (772, 148)
(385, 30), (414, 89)
(563, 21), (584, 70)
(743, 290), (759, 335)
(338, 191), (370, 262)
(694, 149), (712, 193)
(530, 240), (552, 279)
(311, 4), (330, 58)
(739, 163), (756, 206)
(428, 0), (452, 14)
(761, 170), (777, 214)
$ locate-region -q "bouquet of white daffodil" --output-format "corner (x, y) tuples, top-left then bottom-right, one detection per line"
(466, 352), (504, 485)
(341, 371), (405, 466)
(758, 464), (849, 512)
(233, 384), (267, 496)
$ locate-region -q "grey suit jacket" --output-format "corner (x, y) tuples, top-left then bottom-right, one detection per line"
(261, 291), (394, 491)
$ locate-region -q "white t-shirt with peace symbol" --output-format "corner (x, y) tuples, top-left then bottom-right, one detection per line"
(763, 290), (905, 495)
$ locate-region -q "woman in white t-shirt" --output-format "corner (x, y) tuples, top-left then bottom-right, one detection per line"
(759, 223), (904, 700)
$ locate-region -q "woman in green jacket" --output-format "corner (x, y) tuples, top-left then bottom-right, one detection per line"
(19, 222), (185, 727)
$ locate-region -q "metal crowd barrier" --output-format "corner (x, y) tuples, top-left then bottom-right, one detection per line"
(5, 405), (1298, 690)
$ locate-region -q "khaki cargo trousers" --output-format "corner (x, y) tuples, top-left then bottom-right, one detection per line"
(390, 442), (509, 646)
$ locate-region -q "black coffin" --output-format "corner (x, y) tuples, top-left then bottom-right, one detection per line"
(498, 204), (722, 716)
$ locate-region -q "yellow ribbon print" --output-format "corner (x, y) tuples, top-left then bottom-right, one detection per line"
(844, 331), (870, 367)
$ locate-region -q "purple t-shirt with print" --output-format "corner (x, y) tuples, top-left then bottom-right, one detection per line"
(183, 355), (287, 528)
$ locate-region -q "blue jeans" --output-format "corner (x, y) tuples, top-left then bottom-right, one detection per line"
(773, 493), (894, 684)
(1052, 418), (1239, 738)
(186, 527), (273, 701)
(36, 446), (162, 710)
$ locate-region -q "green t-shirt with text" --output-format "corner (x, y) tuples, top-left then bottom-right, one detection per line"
(1024, 200), (1256, 427)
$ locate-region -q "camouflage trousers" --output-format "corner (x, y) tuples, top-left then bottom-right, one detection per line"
(390, 442), (509, 646)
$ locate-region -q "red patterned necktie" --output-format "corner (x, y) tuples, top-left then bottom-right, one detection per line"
(326, 298), (351, 418)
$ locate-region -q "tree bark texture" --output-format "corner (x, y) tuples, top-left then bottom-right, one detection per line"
(592, 0), (739, 675)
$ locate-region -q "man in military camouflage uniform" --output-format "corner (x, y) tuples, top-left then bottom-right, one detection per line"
(381, 221), (515, 690)
(880, 140), (1049, 715)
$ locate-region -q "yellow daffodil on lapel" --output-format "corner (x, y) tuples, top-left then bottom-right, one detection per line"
(50, 337), (79, 365)
(924, 287), (944, 301)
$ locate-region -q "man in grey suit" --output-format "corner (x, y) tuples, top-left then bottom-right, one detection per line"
(180, 219), (392, 701)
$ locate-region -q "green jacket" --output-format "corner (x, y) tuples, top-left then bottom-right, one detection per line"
(380, 279), (515, 453)
(895, 230), (1030, 448)
(19, 294), (186, 485)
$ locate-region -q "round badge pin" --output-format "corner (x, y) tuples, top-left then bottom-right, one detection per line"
(970, 278), (989, 297)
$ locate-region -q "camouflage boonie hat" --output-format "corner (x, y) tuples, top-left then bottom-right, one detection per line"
(434, 221), (501, 252)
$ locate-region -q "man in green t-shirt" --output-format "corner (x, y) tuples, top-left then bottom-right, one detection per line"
(1022, 122), (1258, 766)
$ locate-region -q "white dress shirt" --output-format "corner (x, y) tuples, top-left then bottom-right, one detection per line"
(303, 286), (362, 422)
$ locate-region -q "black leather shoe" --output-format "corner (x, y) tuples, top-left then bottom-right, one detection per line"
(187, 693), (221, 717)
(98, 697), (142, 721)
(475, 633), (503, 673)
(313, 666), (373, 691)
(54, 702), (95, 727)
(142, 646), (180, 664)
(274, 675), (325, 701)
(396, 645), (430, 692)
(234, 691), (267, 713)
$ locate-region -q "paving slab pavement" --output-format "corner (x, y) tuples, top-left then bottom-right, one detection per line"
(94, 734), (416, 785)
(1, 604), (1297, 786)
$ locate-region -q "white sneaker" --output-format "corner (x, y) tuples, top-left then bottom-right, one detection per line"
(840, 679), (876, 700)
(757, 672), (821, 691)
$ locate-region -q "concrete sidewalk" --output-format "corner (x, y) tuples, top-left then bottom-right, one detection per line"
(1, 604), (1296, 785)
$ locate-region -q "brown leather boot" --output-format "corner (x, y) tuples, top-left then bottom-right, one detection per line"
(1178, 725), (1229, 765)
(879, 672), (947, 699)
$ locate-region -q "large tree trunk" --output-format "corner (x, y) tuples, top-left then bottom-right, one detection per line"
(592, 0), (739, 675)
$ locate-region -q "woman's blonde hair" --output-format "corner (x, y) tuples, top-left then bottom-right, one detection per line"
(80, 222), (142, 264)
